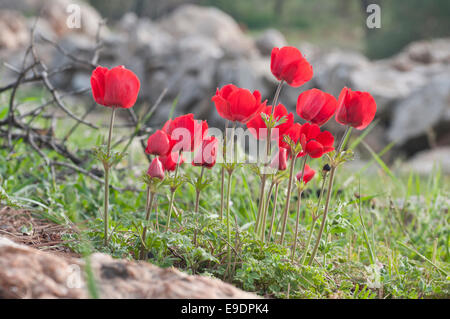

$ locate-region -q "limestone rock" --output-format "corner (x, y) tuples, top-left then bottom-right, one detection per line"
(0, 236), (257, 299)
(159, 4), (256, 57)
(0, 0), (104, 38)
(314, 50), (369, 97)
(388, 72), (450, 146)
(255, 29), (287, 56)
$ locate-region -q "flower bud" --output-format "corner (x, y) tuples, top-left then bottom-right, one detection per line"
(145, 130), (171, 156)
(296, 164), (315, 184)
(147, 157), (165, 180)
(270, 148), (288, 171)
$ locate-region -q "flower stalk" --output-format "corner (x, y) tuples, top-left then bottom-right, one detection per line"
(166, 150), (182, 232)
(103, 106), (117, 246)
(279, 155), (297, 245)
(290, 156), (307, 260)
(220, 120), (229, 220)
(291, 187), (303, 262)
(300, 169), (328, 265)
(308, 126), (351, 265)
(267, 182), (280, 242)
(194, 166), (205, 213)
(140, 186), (155, 260)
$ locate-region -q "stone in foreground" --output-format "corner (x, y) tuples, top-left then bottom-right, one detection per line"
(0, 236), (257, 299)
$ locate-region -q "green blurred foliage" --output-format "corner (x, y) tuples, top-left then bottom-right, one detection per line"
(365, 0), (450, 58)
(87, 0), (450, 58)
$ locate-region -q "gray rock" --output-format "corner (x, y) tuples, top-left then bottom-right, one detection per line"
(391, 38), (450, 70)
(0, 0), (105, 39)
(350, 61), (427, 115)
(0, 236), (258, 299)
(255, 29), (287, 56)
(388, 72), (450, 145)
(159, 4), (256, 57)
(314, 50), (369, 97)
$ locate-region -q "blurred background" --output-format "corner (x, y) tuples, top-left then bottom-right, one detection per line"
(0, 0), (449, 175)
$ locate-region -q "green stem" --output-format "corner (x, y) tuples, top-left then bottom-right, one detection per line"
(255, 81), (284, 235)
(194, 166), (205, 213)
(219, 120), (229, 220)
(103, 107), (116, 247)
(140, 187), (155, 260)
(308, 126), (351, 265)
(260, 180), (275, 241)
(291, 188), (303, 262)
(300, 172), (328, 265)
(225, 122), (236, 280)
(226, 169), (234, 278)
(254, 175), (266, 233)
(166, 150), (182, 232)
(279, 156), (297, 245)
(290, 156), (307, 260)
(271, 80), (284, 107)
(268, 182), (280, 242)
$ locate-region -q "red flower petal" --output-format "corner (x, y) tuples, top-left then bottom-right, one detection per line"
(102, 66), (140, 109)
(305, 140), (324, 158)
(145, 130), (171, 156)
(315, 130), (335, 148)
(90, 66), (108, 106)
(147, 157), (165, 180)
(271, 46), (313, 87)
(297, 88), (337, 126)
(336, 87), (377, 130)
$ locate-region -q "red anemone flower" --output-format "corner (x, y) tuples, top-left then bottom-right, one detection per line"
(271, 46), (313, 87)
(145, 130), (171, 156)
(296, 88), (338, 126)
(211, 84), (267, 123)
(298, 123), (334, 158)
(90, 65), (140, 109)
(192, 136), (219, 168)
(158, 152), (185, 172)
(279, 123), (302, 153)
(296, 164), (315, 184)
(162, 114), (208, 153)
(270, 147), (288, 171)
(246, 104), (294, 140)
(147, 157), (165, 180)
(335, 87), (377, 130)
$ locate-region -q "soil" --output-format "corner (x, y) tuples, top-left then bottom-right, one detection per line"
(0, 206), (79, 258)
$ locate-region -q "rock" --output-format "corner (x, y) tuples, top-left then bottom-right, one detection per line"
(0, 10), (29, 50)
(313, 50), (369, 97)
(403, 147), (450, 175)
(145, 35), (224, 122)
(172, 36), (223, 111)
(159, 4), (256, 57)
(49, 33), (97, 89)
(118, 13), (175, 59)
(350, 61), (428, 116)
(255, 29), (287, 56)
(388, 71), (450, 146)
(0, 0), (104, 39)
(0, 236), (257, 299)
(391, 38), (450, 71)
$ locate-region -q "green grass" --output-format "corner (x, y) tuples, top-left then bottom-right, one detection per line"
(1, 119), (449, 298)
(1, 89), (449, 298)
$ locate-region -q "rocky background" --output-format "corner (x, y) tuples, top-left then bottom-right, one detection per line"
(1, 0), (449, 173)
